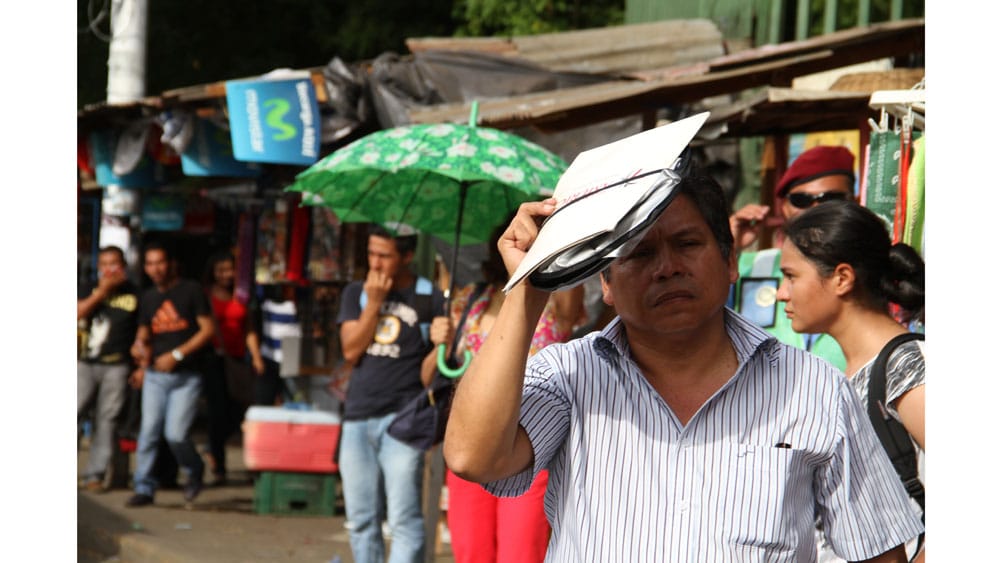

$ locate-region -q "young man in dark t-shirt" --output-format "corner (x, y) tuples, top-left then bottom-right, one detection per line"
(125, 241), (215, 508)
(336, 226), (446, 563)
(77, 246), (139, 491)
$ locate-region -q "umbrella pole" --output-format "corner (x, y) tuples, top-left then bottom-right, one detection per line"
(447, 183), (467, 313)
(437, 182), (473, 378)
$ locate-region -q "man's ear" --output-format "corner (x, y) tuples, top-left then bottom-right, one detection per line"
(831, 263), (856, 297)
(600, 271), (615, 307)
(401, 250), (415, 266)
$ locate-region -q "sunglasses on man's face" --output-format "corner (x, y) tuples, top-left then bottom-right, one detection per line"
(787, 191), (850, 209)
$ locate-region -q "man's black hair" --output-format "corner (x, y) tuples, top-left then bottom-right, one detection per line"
(602, 172), (734, 281)
(143, 239), (174, 261)
(369, 225), (418, 256)
(99, 245), (127, 264)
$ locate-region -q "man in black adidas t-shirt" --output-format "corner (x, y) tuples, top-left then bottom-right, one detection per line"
(125, 241), (214, 508)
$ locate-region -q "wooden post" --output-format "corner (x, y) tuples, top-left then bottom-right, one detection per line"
(423, 445), (446, 562)
(760, 134), (789, 249)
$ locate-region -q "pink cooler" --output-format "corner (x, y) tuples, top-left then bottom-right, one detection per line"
(243, 406), (341, 473)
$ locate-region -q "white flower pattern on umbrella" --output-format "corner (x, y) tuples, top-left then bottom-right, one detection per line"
(400, 153), (420, 167)
(526, 156), (551, 172)
(494, 166), (525, 183)
(475, 129), (500, 141)
(360, 152), (380, 165)
(399, 139), (420, 151)
(427, 124), (455, 137)
(489, 146), (516, 159)
(447, 142), (477, 158)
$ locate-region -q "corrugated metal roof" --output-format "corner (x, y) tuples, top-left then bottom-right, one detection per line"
(408, 19), (924, 132)
(406, 19), (725, 76)
(702, 88), (876, 139)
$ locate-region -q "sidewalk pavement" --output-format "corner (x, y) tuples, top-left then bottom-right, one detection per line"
(78, 439), (455, 563)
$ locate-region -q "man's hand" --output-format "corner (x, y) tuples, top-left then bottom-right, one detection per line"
(498, 198), (557, 277)
(251, 356), (265, 376)
(152, 352), (178, 373)
(96, 266), (127, 295)
(362, 269), (393, 307)
(429, 316), (454, 348)
(128, 367), (144, 389)
(729, 203), (770, 253)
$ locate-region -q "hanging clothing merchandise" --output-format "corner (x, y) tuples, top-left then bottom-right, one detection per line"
(235, 212), (256, 304)
(902, 135), (925, 256)
(285, 200), (311, 283)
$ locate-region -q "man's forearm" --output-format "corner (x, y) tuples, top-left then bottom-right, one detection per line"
(175, 316), (215, 357)
(339, 302), (383, 363)
(443, 283), (548, 482)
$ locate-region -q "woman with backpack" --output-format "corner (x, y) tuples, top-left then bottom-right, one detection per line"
(776, 199), (925, 563)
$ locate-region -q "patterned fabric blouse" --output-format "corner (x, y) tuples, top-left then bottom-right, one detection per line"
(450, 283), (569, 358)
(849, 340), (925, 427)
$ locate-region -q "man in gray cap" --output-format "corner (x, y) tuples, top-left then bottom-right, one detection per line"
(729, 145), (857, 371)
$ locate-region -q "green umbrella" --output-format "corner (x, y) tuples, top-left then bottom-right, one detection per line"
(287, 102), (568, 375)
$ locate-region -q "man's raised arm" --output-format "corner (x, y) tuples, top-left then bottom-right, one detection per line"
(443, 199), (555, 484)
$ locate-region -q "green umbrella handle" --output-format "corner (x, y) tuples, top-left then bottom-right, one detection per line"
(437, 343), (472, 378)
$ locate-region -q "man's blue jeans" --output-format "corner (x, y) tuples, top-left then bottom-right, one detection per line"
(132, 369), (204, 497)
(339, 413), (425, 563)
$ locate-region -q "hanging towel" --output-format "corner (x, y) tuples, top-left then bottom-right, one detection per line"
(902, 135), (925, 256)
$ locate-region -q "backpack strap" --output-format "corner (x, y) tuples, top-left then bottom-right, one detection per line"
(414, 276), (433, 345)
(360, 276), (435, 345)
(867, 332), (925, 514)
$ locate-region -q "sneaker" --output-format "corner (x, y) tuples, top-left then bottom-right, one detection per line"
(83, 479), (105, 493)
(125, 493), (154, 507)
(183, 481), (202, 503)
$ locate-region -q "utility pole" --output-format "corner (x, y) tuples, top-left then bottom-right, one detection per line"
(106, 0), (149, 104)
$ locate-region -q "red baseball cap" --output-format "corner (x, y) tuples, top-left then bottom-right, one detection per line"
(775, 146), (855, 198)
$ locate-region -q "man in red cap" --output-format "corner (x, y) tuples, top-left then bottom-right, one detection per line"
(728, 145), (856, 371)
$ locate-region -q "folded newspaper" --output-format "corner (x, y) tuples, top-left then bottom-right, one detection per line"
(503, 112), (710, 293)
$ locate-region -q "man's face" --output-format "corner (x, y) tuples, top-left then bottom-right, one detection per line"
(601, 194), (737, 337)
(367, 235), (410, 281)
(97, 250), (125, 279)
(144, 249), (173, 287)
(780, 174), (854, 220)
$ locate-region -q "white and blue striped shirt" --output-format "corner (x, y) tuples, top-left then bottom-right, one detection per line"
(486, 309), (923, 562)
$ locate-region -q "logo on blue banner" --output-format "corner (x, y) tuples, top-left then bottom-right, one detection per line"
(224, 77), (320, 165)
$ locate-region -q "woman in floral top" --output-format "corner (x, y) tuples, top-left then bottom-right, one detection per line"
(444, 220), (583, 563)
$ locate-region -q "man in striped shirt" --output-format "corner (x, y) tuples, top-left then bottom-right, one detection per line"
(444, 174), (923, 562)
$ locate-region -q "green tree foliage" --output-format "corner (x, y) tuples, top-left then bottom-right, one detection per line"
(453, 0), (624, 37)
(78, 0), (625, 109)
(78, 0), (457, 108)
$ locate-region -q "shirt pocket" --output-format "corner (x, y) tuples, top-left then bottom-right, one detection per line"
(717, 443), (810, 551)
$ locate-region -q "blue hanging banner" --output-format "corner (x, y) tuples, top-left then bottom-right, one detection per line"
(181, 118), (263, 177)
(224, 74), (320, 165)
(141, 193), (186, 231)
(89, 129), (162, 188)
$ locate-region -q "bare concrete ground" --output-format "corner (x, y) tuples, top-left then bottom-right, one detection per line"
(77, 439), (455, 563)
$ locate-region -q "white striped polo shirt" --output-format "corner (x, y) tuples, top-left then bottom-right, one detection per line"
(486, 309), (923, 562)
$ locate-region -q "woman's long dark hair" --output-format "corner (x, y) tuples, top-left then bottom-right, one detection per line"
(783, 200), (924, 317)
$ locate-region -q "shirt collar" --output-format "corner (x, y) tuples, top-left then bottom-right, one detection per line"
(591, 308), (777, 367)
